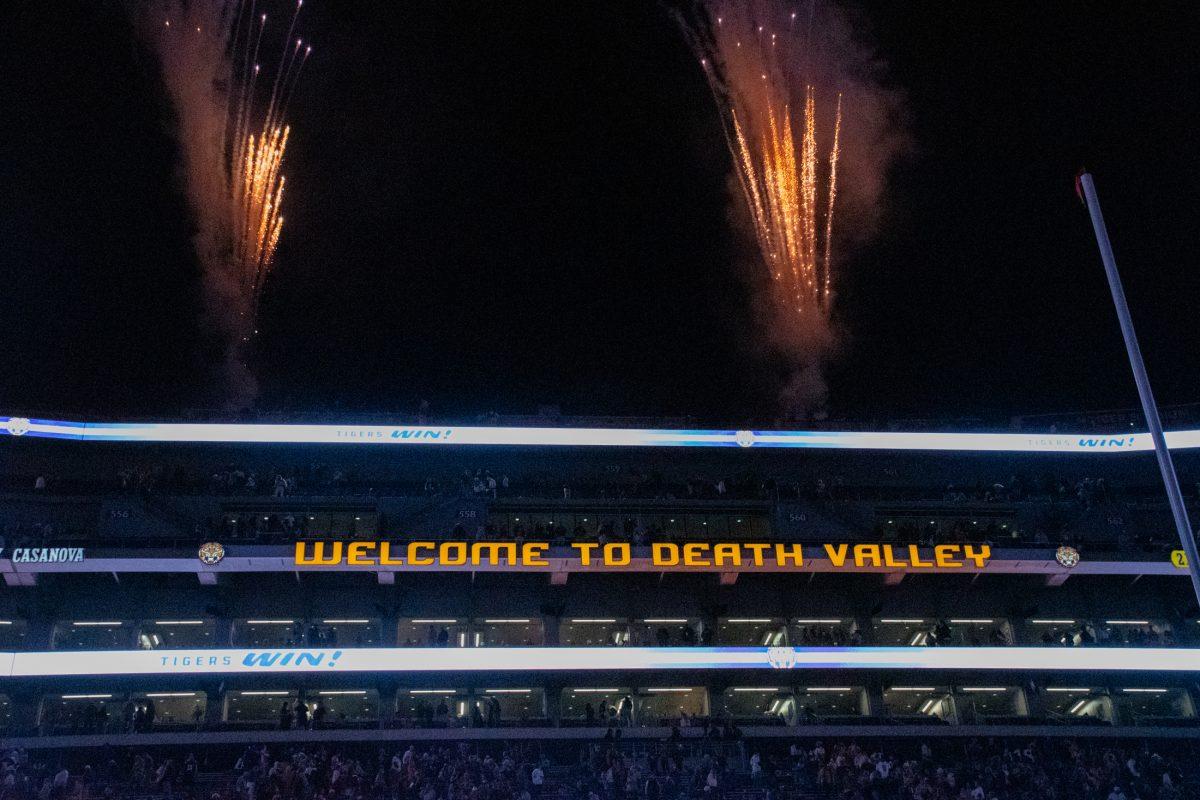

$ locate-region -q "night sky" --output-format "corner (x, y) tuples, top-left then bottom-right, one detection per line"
(2, 2), (1199, 423)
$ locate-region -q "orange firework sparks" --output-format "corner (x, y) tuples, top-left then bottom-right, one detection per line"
(237, 124), (289, 310)
(229, 3), (309, 319)
(151, 0), (310, 330)
(680, 1), (842, 317)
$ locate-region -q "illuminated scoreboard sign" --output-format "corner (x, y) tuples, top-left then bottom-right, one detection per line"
(4, 415), (1200, 452)
(0, 646), (1198, 677)
(4, 540), (1187, 579)
(294, 540), (993, 571)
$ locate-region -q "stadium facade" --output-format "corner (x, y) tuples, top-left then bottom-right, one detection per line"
(1, 414), (1199, 748)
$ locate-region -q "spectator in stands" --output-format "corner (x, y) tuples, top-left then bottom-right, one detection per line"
(278, 701), (293, 731)
(617, 695), (634, 728)
(311, 698), (327, 730)
(191, 701), (204, 731)
(293, 697), (309, 730)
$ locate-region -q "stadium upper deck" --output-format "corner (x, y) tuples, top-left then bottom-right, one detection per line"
(1, 412), (1199, 745)
(2, 412), (1198, 553)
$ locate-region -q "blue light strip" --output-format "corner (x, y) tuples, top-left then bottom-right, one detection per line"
(2, 646), (1198, 676)
(2, 415), (1198, 452)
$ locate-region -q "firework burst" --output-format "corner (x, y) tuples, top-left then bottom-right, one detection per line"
(148, 0), (310, 393)
(680, 0), (842, 318)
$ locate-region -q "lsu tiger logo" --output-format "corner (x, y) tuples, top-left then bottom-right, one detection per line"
(767, 646), (798, 669)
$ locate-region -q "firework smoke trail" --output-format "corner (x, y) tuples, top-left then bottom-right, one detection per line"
(675, 0), (905, 417)
(682, 0), (842, 319)
(145, 0), (309, 407)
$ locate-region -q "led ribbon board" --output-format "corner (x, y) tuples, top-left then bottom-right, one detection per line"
(2, 646), (1199, 676)
(3, 416), (1200, 452)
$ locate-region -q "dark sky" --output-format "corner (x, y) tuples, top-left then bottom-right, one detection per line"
(2, 1), (1199, 423)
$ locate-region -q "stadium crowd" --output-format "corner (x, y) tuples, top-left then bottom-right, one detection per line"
(0, 737), (1194, 800)
(783, 738), (1193, 800)
(10, 461), (1163, 510)
(1, 473), (1176, 557)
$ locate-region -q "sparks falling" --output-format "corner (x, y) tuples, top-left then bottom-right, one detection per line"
(683, 1), (842, 317)
(237, 122), (290, 313)
(150, 0), (311, 332)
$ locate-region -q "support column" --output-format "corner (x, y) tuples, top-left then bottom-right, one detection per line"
(26, 617), (54, 650)
(214, 616), (234, 647)
(203, 681), (224, 730)
(864, 684), (887, 719)
(542, 614), (560, 646)
(377, 680), (398, 729)
(381, 612), (399, 647)
(8, 688), (42, 737)
(546, 685), (562, 727)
